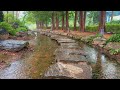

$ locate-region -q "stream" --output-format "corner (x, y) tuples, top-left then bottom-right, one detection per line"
(0, 32), (120, 79)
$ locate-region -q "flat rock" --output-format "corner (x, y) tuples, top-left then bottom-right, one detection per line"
(0, 40), (29, 52)
(57, 39), (76, 43)
(55, 54), (88, 62)
(44, 61), (92, 79)
(54, 48), (87, 56)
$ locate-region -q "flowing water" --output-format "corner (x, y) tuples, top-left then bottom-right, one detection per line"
(0, 32), (120, 79)
(78, 42), (120, 79)
(0, 33), (58, 79)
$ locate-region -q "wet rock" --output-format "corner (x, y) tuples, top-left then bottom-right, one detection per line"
(12, 22), (19, 29)
(44, 62), (92, 79)
(0, 28), (9, 40)
(57, 38), (76, 43)
(104, 42), (120, 50)
(0, 40), (29, 52)
(54, 48), (87, 56)
(92, 37), (106, 47)
(55, 54), (88, 62)
(60, 43), (80, 49)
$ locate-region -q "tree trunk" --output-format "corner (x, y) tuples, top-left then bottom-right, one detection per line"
(79, 11), (85, 32)
(56, 13), (59, 30)
(52, 11), (55, 30)
(66, 11), (69, 31)
(62, 12), (65, 30)
(74, 11), (77, 31)
(7, 11), (8, 22)
(16, 11), (19, 20)
(84, 11), (86, 31)
(46, 20), (48, 28)
(99, 11), (106, 34)
(36, 21), (39, 29)
(111, 11), (114, 21)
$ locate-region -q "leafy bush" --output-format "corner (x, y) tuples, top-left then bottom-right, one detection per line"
(16, 27), (28, 32)
(85, 25), (98, 32)
(109, 48), (120, 55)
(106, 24), (120, 33)
(106, 34), (120, 43)
(0, 22), (16, 35)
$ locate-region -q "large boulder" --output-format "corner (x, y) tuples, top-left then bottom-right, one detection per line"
(0, 40), (29, 52)
(0, 28), (9, 40)
(44, 62), (92, 79)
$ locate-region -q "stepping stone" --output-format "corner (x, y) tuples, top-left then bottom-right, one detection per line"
(54, 48), (87, 56)
(44, 61), (92, 79)
(55, 54), (88, 62)
(57, 39), (76, 43)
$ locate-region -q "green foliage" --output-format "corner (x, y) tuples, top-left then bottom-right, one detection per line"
(85, 25), (98, 32)
(106, 24), (120, 33)
(109, 48), (120, 55)
(0, 22), (16, 35)
(16, 27), (28, 32)
(107, 20), (120, 24)
(4, 13), (14, 23)
(106, 34), (120, 43)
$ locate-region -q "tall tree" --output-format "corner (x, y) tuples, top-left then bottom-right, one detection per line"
(66, 11), (69, 31)
(52, 11), (55, 30)
(79, 11), (85, 32)
(111, 11), (114, 21)
(62, 12), (65, 30)
(74, 11), (78, 31)
(56, 12), (59, 30)
(99, 11), (106, 34)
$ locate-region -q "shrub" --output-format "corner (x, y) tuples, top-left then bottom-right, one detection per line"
(16, 27), (28, 32)
(106, 34), (120, 43)
(0, 22), (16, 35)
(106, 24), (120, 33)
(85, 25), (98, 32)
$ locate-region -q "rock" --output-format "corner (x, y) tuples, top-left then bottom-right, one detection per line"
(0, 28), (9, 40)
(0, 40), (29, 52)
(92, 37), (106, 47)
(55, 54), (88, 62)
(12, 22), (19, 29)
(57, 38), (76, 43)
(104, 42), (120, 50)
(54, 48), (87, 56)
(44, 61), (92, 79)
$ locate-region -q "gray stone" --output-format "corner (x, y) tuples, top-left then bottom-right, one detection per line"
(44, 62), (92, 79)
(0, 40), (29, 52)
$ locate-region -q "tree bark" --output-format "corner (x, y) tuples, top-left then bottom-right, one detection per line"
(79, 11), (85, 32)
(66, 11), (69, 31)
(62, 12), (65, 30)
(111, 11), (114, 21)
(74, 11), (77, 31)
(52, 11), (55, 30)
(56, 13), (59, 30)
(99, 11), (106, 34)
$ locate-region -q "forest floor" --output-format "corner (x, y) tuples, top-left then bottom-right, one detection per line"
(45, 29), (112, 39)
